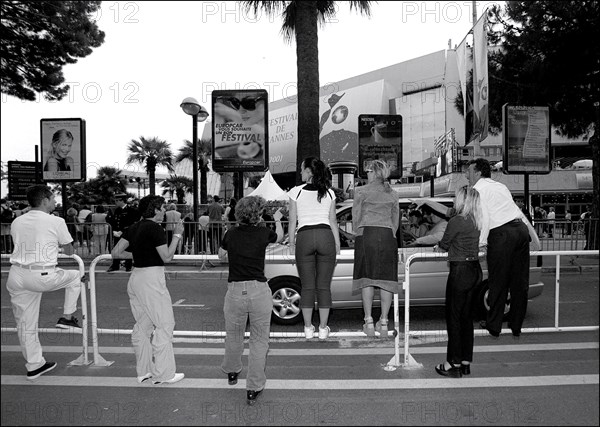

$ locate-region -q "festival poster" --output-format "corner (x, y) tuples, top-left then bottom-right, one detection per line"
(358, 114), (403, 179)
(211, 89), (268, 172)
(40, 118), (86, 182)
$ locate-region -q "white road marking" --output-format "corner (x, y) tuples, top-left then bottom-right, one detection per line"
(1, 374), (597, 389)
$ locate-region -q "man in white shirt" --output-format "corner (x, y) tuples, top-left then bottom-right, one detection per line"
(6, 185), (82, 380)
(466, 159), (530, 339)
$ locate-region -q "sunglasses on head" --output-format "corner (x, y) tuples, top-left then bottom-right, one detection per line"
(223, 96), (262, 111)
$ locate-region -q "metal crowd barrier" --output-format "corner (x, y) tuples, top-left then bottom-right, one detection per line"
(0, 253), (91, 366)
(390, 249), (600, 371)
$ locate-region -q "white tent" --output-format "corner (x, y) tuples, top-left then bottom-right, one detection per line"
(247, 170), (288, 201)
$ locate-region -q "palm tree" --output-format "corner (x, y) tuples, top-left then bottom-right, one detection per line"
(161, 175), (193, 204)
(95, 166), (128, 202)
(244, 1), (373, 183)
(175, 138), (212, 204)
(126, 137), (174, 195)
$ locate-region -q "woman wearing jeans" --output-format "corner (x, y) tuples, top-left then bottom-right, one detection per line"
(218, 196), (283, 405)
(287, 157), (341, 340)
(433, 186), (483, 378)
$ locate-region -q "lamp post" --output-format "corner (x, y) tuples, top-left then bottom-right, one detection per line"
(180, 97), (209, 225)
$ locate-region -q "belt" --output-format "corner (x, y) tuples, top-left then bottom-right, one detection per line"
(12, 263), (56, 271)
(500, 218), (522, 227)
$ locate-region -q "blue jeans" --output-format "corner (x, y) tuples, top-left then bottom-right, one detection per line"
(221, 280), (272, 391)
(295, 227), (336, 309)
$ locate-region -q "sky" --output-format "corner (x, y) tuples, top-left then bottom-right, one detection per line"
(0, 0), (503, 197)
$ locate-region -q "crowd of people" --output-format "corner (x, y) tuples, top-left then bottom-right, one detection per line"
(2, 157), (597, 406)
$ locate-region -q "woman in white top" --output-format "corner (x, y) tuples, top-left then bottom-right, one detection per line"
(287, 157), (340, 340)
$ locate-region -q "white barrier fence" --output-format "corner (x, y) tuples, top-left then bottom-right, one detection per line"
(0, 253), (91, 366)
(50, 249), (599, 368)
(390, 250), (600, 371)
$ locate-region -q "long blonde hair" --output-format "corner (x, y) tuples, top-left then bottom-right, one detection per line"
(455, 186), (483, 230)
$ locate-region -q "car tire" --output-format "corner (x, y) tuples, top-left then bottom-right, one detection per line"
(269, 278), (302, 325)
(475, 280), (511, 321)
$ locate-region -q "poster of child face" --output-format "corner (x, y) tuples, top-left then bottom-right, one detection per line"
(212, 89), (269, 173)
(358, 114), (402, 179)
(40, 118), (86, 182)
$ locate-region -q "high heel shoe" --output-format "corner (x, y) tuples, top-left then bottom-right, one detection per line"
(228, 372), (239, 385)
(363, 319), (375, 337)
(375, 320), (389, 338)
(435, 363), (462, 378)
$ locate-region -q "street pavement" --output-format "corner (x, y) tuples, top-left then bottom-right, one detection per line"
(1, 256), (598, 426)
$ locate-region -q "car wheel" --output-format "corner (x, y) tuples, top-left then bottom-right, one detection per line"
(476, 280), (511, 321)
(269, 278), (302, 325)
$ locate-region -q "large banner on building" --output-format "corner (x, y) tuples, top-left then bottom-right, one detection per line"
(473, 13), (489, 142)
(212, 89), (268, 172)
(502, 105), (551, 174)
(357, 114), (402, 179)
(40, 118), (86, 182)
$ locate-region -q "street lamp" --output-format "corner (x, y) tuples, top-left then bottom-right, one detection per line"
(180, 97), (209, 226)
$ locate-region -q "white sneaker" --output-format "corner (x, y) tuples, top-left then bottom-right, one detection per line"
(153, 373), (184, 385)
(137, 372), (152, 383)
(304, 325), (315, 339)
(318, 325), (330, 340)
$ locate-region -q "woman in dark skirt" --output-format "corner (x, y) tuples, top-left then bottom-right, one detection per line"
(352, 160), (400, 338)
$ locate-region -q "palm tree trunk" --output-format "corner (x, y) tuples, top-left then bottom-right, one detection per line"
(148, 167), (156, 195)
(295, 1), (320, 184)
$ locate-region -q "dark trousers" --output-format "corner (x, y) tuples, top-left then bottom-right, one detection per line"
(295, 228), (337, 309)
(209, 224), (223, 254)
(111, 235), (132, 270)
(445, 261), (482, 364)
(486, 221), (530, 336)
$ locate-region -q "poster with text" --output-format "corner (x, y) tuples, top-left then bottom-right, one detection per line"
(358, 114), (402, 179)
(502, 105), (551, 174)
(212, 89), (268, 172)
(40, 118), (86, 182)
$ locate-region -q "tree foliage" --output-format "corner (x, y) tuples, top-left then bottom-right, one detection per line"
(126, 137), (174, 195)
(175, 138), (212, 204)
(486, 1), (600, 138)
(161, 175), (193, 204)
(1, 1), (105, 101)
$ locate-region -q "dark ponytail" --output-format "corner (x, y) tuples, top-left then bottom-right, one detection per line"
(303, 157), (331, 202)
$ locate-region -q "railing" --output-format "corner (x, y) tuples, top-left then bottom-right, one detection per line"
(391, 249), (600, 370)
(0, 253), (91, 366)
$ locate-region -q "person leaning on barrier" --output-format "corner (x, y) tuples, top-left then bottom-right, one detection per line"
(218, 196), (284, 406)
(111, 195), (185, 385)
(6, 185), (83, 380)
(466, 158), (530, 339)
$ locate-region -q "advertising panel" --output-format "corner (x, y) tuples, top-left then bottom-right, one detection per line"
(40, 118), (86, 182)
(502, 105), (551, 174)
(212, 89), (268, 172)
(358, 114), (403, 179)
(8, 161), (38, 200)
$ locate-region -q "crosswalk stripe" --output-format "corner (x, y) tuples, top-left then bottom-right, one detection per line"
(2, 342), (598, 356)
(1, 374), (598, 389)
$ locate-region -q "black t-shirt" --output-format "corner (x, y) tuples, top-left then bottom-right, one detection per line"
(122, 219), (167, 267)
(221, 224), (277, 282)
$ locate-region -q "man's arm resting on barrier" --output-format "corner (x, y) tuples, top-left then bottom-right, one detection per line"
(111, 237), (132, 259)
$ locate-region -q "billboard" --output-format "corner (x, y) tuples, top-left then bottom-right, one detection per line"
(212, 89), (268, 173)
(358, 114), (403, 179)
(40, 118), (86, 182)
(502, 105), (551, 174)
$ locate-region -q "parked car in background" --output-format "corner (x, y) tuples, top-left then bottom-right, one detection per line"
(264, 198), (545, 325)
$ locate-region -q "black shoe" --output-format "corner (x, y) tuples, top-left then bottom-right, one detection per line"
(435, 363), (462, 378)
(228, 372), (239, 385)
(107, 266), (120, 272)
(56, 316), (81, 329)
(460, 364), (471, 375)
(125, 267), (132, 272)
(480, 320), (500, 338)
(27, 361), (57, 380)
(246, 389), (262, 405)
